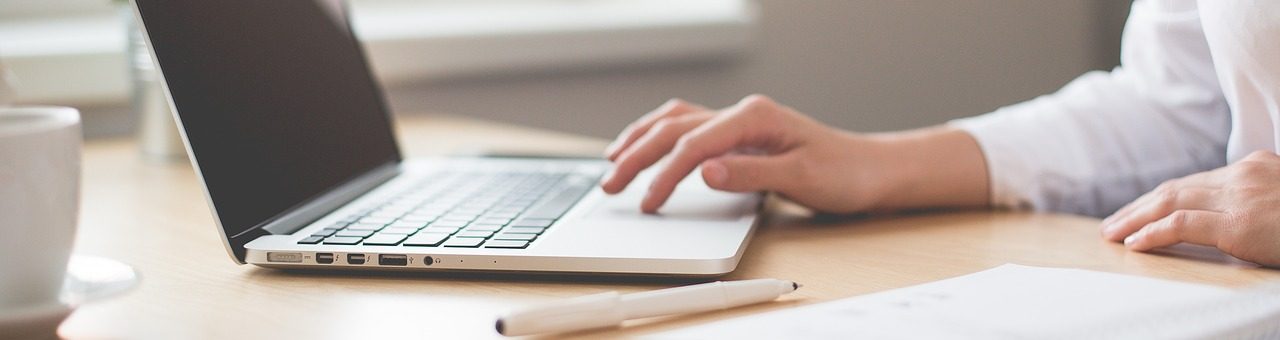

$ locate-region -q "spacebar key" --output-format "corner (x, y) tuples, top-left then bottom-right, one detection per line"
(521, 183), (591, 220)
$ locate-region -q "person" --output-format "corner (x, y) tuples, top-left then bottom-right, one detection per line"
(598, 0), (1280, 267)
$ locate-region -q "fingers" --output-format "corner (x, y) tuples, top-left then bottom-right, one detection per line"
(1101, 188), (1218, 242)
(1124, 210), (1228, 251)
(701, 153), (797, 193)
(1102, 191), (1157, 233)
(641, 95), (790, 213)
(1100, 170), (1228, 238)
(604, 99), (709, 161)
(601, 112), (715, 194)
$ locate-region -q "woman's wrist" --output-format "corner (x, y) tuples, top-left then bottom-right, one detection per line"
(861, 126), (991, 211)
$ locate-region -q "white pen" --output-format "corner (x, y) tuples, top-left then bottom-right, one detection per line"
(495, 278), (801, 336)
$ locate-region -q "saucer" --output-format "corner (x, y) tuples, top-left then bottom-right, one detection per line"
(0, 256), (138, 339)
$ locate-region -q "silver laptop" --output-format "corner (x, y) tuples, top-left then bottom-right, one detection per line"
(133, 0), (760, 276)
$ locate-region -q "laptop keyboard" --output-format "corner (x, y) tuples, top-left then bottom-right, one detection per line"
(296, 166), (601, 249)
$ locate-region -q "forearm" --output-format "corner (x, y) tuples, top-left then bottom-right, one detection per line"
(860, 126), (990, 211)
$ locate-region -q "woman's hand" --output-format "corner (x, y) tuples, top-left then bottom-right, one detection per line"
(600, 94), (991, 214)
(1101, 151), (1280, 266)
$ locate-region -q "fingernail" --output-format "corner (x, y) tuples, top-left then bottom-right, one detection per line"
(640, 195), (657, 214)
(1123, 234), (1137, 246)
(1101, 220), (1120, 236)
(641, 183), (661, 212)
(703, 161), (728, 187)
(599, 170), (617, 192)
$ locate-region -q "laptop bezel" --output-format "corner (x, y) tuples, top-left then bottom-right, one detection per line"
(130, 0), (405, 264)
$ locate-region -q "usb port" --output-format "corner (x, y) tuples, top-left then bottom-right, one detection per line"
(315, 253), (334, 264)
(378, 254), (408, 266)
(347, 253), (366, 265)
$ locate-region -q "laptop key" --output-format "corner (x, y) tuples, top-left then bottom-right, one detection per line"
(363, 234), (408, 246)
(442, 237), (485, 248)
(346, 223), (385, 231)
(504, 226), (547, 234)
(521, 183), (591, 219)
(464, 224), (503, 232)
(367, 211), (402, 219)
(430, 220), (469, 228)
(399, 216), (435, 224)
(455, 230), (495, 238)
(481, 212), (519, 219)
(509, 219), (553, 228)
(380, 226), (419, 234)
(421, 226), (462, 234)
(298, 236), (325, 244)
(475, 218), (511, 226)
(310, 228), (338, 237)
(412, 208), (448, 216)
(484, 240), (529, 249)
(452, 208), (486, 215)
(442, 213), (479, 220)
(359, 216), (395, 225)
(322, 236), (363, 245)
(335, 229), (375, 238)
(402, 233), (449, 247)
(490, 207), (525, 214)
(492, 233), (536, 241)
(388, 221), (427, 229)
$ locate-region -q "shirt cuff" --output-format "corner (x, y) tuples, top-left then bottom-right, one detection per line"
(947, 106), (1040, 211)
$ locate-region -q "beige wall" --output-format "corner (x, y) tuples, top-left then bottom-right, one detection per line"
(384, 0), (1131, 138)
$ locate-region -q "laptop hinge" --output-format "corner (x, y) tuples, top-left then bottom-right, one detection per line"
(239, 162), (401, 238)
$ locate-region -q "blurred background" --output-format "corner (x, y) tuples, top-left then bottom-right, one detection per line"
(0, 0), (1130, 140)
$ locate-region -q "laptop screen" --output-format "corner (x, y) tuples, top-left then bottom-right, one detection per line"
(136, 0), (400, 246)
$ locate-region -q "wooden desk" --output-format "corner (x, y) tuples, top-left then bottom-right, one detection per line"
(61, 114), (1280, 339)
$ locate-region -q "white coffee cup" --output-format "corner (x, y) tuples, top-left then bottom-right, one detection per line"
(0, 106), (81, 311)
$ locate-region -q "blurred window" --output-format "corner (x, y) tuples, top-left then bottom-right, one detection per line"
(0, 0), (754, 105)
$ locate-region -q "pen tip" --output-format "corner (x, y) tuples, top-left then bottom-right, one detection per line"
(495, 319), (506, 335)
(793, 282), (802, 290)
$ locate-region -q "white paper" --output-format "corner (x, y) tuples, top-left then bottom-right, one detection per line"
(647, 264), (1253, 340)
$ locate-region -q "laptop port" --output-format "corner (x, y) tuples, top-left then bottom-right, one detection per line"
(423, 256), (434, 266)
(315, 253), (334, 264)
(379, 254), (408, 266)
(267, 252), (303, 263)
(347, 253), (366, 265)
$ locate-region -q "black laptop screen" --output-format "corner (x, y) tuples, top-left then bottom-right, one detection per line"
(136, 0), (400, 241)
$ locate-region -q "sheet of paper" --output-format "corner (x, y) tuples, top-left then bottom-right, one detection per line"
(646, 264), (1239, 340)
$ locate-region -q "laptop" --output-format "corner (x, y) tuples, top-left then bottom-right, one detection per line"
(132, 0), (760, 276)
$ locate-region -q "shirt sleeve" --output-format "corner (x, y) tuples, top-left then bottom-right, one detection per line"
(948, 0), (1230, 217)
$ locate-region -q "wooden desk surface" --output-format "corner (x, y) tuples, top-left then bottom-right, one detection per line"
(61, 114), (1280, 339)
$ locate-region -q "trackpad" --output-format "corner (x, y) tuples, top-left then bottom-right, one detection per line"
(587, 176), (757, 221)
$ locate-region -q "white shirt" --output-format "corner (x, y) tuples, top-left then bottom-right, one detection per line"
(951, 0), (1280, 217)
